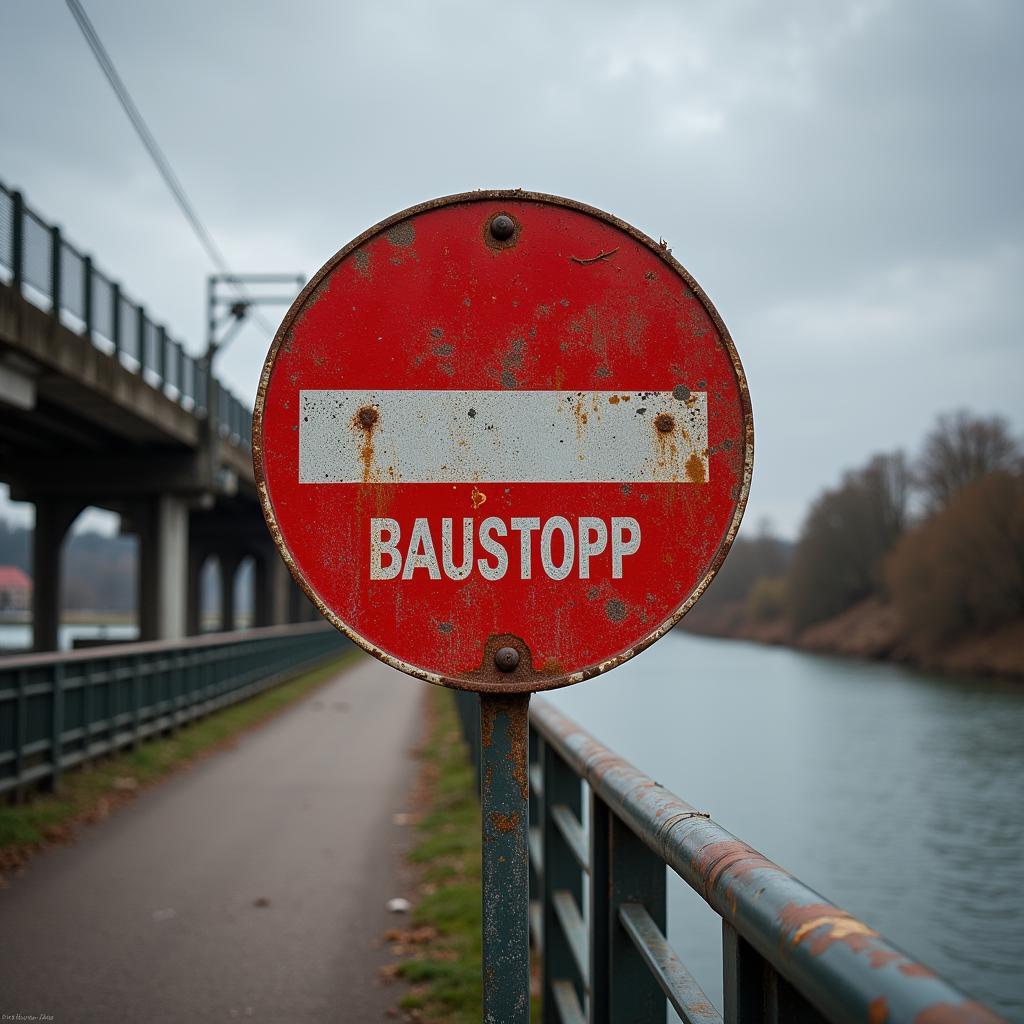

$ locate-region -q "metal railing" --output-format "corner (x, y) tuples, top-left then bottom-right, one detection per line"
(0, 180), (252, 448)
(0, 623), (349, 796)
(456, 691), (1000, 1023)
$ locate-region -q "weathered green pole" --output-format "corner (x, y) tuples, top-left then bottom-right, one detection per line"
(479, 692), (531, 1023)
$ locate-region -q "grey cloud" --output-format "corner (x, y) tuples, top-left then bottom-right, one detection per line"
(1, 0), (1020, 534)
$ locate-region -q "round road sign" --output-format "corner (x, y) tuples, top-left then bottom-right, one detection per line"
(254, 191), (752, 693)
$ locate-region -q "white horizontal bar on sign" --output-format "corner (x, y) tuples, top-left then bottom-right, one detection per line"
(298, 390), (708, 484)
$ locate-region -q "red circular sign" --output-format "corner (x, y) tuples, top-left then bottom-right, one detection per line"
(255, 191), (752, 693)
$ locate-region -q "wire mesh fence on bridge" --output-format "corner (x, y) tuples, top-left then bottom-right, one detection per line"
(0, 623), (349, 797)
(0, 180), (250, 449)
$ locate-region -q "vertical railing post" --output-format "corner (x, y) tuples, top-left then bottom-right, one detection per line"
(11, 190), (24, 293)
(49, 224), (62, 318)
(480, 693), (531, 1024)
(111, 282), (121, 357)
(14, 668), (27, 801)
(590, 795), (666, 1023)
(131, 654), (142, 750)
(81, 661), (93, 768)
(157, 325), (167, 388)
(137, 305), (146, 371)
(82, 255), (94, 340)
(49, 663), (65, 792)
(542, 741), (584, 1018)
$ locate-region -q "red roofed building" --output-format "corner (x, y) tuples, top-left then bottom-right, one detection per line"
(0, 566), (32, 612)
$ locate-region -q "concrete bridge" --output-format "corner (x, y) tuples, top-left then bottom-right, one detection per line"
(0, 181), (311, 650)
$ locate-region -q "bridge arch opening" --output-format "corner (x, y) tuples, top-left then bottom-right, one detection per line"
(58, 506), (137, 651)
(198, 553), (222, 633)
(233, 555), (255, 631)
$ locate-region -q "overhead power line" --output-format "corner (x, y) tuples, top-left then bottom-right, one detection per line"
(64, 0), (275, 343)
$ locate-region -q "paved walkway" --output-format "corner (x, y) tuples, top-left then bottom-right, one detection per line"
(0, 655), (426, 1023)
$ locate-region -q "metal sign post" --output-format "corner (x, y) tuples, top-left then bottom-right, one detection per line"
(480, 691), (531, 1020)
(254, 191), (752, 1022)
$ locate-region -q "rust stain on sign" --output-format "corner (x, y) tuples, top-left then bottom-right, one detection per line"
(354, 404), (379, 483)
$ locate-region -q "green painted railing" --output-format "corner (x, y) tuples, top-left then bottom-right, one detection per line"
(455, 691), (1002, 1024)
(0, 623), (349, 796)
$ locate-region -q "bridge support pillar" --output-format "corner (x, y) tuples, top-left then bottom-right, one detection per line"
(288, 581), (318, 623)
(30, 498), (83, 652)
(253, 549), (291, 627)
(138, 495), (189, 641)
(219, 553), (243, 632)
(186, 545), (206, 635)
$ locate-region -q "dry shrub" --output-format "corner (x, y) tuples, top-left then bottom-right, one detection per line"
(886, 471), (1024, 652)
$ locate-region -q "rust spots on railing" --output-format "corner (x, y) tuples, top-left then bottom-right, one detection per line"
(780, 902), (879, 957)
(914, 1001), (1007, 1024)
(869, 997), (890, 1024)
(694, 839), (786, 898)
(490, 811), (521, 834)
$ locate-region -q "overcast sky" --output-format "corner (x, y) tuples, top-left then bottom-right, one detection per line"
(2, 0), (1021, 537)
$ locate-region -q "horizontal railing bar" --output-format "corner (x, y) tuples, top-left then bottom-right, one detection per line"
(0, 629), (347, 796)
(619, 902), (723, 1024)
(529, 826), (543, 873)
(530, 698), (990, 1024)
(552, 889), (589, 990)
(551, 979), (585, 1024)
(0, 621), (333, 671)
(551, 803), (588, 872)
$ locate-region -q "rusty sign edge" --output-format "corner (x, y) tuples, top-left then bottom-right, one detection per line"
(252, 188), (754, 694)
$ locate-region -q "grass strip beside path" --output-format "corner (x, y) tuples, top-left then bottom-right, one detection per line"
(390, 686), (542, 1023)
(392, 686), (483, 1023)
(0, 650), (358, 881)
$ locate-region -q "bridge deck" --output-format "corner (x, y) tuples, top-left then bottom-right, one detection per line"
(0, 655), (422, 1022)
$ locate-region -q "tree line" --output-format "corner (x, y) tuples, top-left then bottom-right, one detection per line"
(695, 410), (1023, 655)
(0, 523), (136, 613)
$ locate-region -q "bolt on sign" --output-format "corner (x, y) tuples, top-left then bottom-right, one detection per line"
(255, 192), (753, 692)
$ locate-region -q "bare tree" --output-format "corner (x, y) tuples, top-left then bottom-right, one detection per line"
(916, 410), (1020, 512)
(787, 452), (910, 629)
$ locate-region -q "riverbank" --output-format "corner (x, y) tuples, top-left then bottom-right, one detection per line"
(682, 598), (1024, 681)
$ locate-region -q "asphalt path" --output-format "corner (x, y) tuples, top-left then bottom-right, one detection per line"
(0, 654), (427, 1023)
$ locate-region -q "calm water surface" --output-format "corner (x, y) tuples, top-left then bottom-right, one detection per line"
(545, 631), (1024, 1021)
(0, 622), (138, 652)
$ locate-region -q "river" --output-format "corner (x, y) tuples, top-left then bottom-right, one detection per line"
(0, 622), (138, 652)
(544, 630), (1024, 1021)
